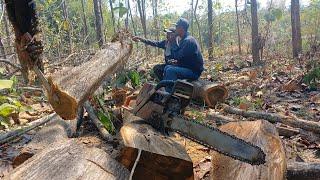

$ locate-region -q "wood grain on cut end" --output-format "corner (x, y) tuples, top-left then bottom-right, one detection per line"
(211, 120), (286, 180)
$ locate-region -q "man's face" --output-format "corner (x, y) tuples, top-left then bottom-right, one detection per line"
(175, 26), (184, 37)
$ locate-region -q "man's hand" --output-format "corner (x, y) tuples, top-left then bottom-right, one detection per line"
(132, 36), (142, 42)
(167, 59), (178, 65)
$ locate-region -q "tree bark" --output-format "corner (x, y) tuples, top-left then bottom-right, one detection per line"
(208, 0), (214, 60)
(108, 0), (116, 33)
(0, 36), (6, 59)
(250, 0), (261, 65)
(81, 0), (89, 45)
(211, 120), (286, 180)
(194, 0), (203, 50)
(6, 140), (130, 180)
(12, 116), (71, 167)
(93, 0), (104, 47)
(137, 0), (148, 55)
(62, 0), (72, 53)
(235, 0), (242, 54)
(47, 37), (132, 120)
(287, 162), (320, 180)
(223, 104), (320, 134)
(291, 0), (302, 58)
(191, 80), (228, 107)
(117, 113), (194, 179)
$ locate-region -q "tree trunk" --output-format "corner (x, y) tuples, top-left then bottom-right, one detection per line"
(194, 0), (203, 50)
(108, 0), (116, 33)
(152, 0), (160, 55)
(235, 0), (242, 54)
(62, 0), (72, 53)
(47, 37), (132, 120)
(12, 116), (71, 167)
(190, 0), (194, 35)
(0, 36), (6, 59)
(287, 162), (320, 180)
(137, 0), (148, 55)
(3, 4), (11, 54)
(6, 140), (130, 180)
(93, 0), (104, 47)
(127, 0), (136, 35)
(191, 80), (228, 107)
(118, 112), (194, 179)
(208, 0), (214, 60)
(291, 0), (302, 58)
(81, 0), (89, 45)
(250, 0), (261, 65)
(211, 120), (286, 180)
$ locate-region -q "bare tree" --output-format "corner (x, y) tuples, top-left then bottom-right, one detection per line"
(108, 0), (116, 33)
(137, 0), (148, 54)
(93, 0), (104, 47)
(291, 0), (302, 58)
(127, 0), (136, 35)
(250, 0), (261, 65)
(62, 0), (73, 53)
(81, 0), (89, 45)
(208, 0), (213, 60)
(194, 0), (203, 50)
(190, 0), (194, 35)
(235, 0), (242, 54)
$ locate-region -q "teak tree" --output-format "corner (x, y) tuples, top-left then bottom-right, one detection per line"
(208, 0), (214, 60)
(93, 0), (104, 47)
(250, 0), (262, 65)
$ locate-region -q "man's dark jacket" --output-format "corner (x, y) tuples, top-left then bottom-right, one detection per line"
(172, 33), (204, 76)
(140, 39), (178, 63)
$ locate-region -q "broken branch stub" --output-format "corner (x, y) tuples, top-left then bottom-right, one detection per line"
(48, 37), (132, 120)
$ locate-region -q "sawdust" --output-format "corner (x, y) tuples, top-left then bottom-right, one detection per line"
(47, 77), (78, 120)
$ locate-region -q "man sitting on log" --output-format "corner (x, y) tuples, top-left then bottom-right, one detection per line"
(163, 18), (204, 82)
(132, 27), (179, 81)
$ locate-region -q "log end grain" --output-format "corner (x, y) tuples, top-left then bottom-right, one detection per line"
(47, 77), (78, 120)
(205, 85), (228, 107)
(211, 120), (286, 180)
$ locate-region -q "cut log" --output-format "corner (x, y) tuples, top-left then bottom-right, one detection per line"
(48, 38), (132, 120)
(223, 104), (320, 134)
(0, 113), (57, 144)
(6, 140), (130, 180)
(118, 113), (194, 179)
(12, 116), (71, 167)
(211, 120), (286, 180)
(207, 113), (300, 137)
(191, 80), (228, 107)
(287, 162), (320, 180)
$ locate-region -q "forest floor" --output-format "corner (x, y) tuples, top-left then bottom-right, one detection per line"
(0, 51), (319, 179)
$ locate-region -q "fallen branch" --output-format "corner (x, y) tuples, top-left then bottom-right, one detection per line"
(0, 59), (22, 70)
(222, 104), (320, 134)
(287, 162), (320, 180)
(83, 101), (113, 141)
(0, 113), (57, 144)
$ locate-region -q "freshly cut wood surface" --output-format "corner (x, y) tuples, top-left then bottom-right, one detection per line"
(48, 39), (132, 120)
(192, 80), (228, 107)
(211, 120), (286, 180)
(6, 140), (130, 180)
(118, 114), (194, 180)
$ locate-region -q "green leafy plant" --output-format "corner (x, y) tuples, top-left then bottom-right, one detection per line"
(115, 70), (141, 88)
(303, 66), (320, 89)
(97, 110), (115, 135)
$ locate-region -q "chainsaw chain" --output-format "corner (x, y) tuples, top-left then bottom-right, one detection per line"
(171, 115), (266, 165)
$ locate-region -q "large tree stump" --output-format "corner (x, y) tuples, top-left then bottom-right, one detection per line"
(6, 140), (130, 180)
(211, 120), (286, 180)
(48, 39), (132, 120)
(191, 80), (228, 107)
(118, 113), (194, 180)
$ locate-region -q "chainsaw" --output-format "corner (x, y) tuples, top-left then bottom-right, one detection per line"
(125, 80), (266, 165)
